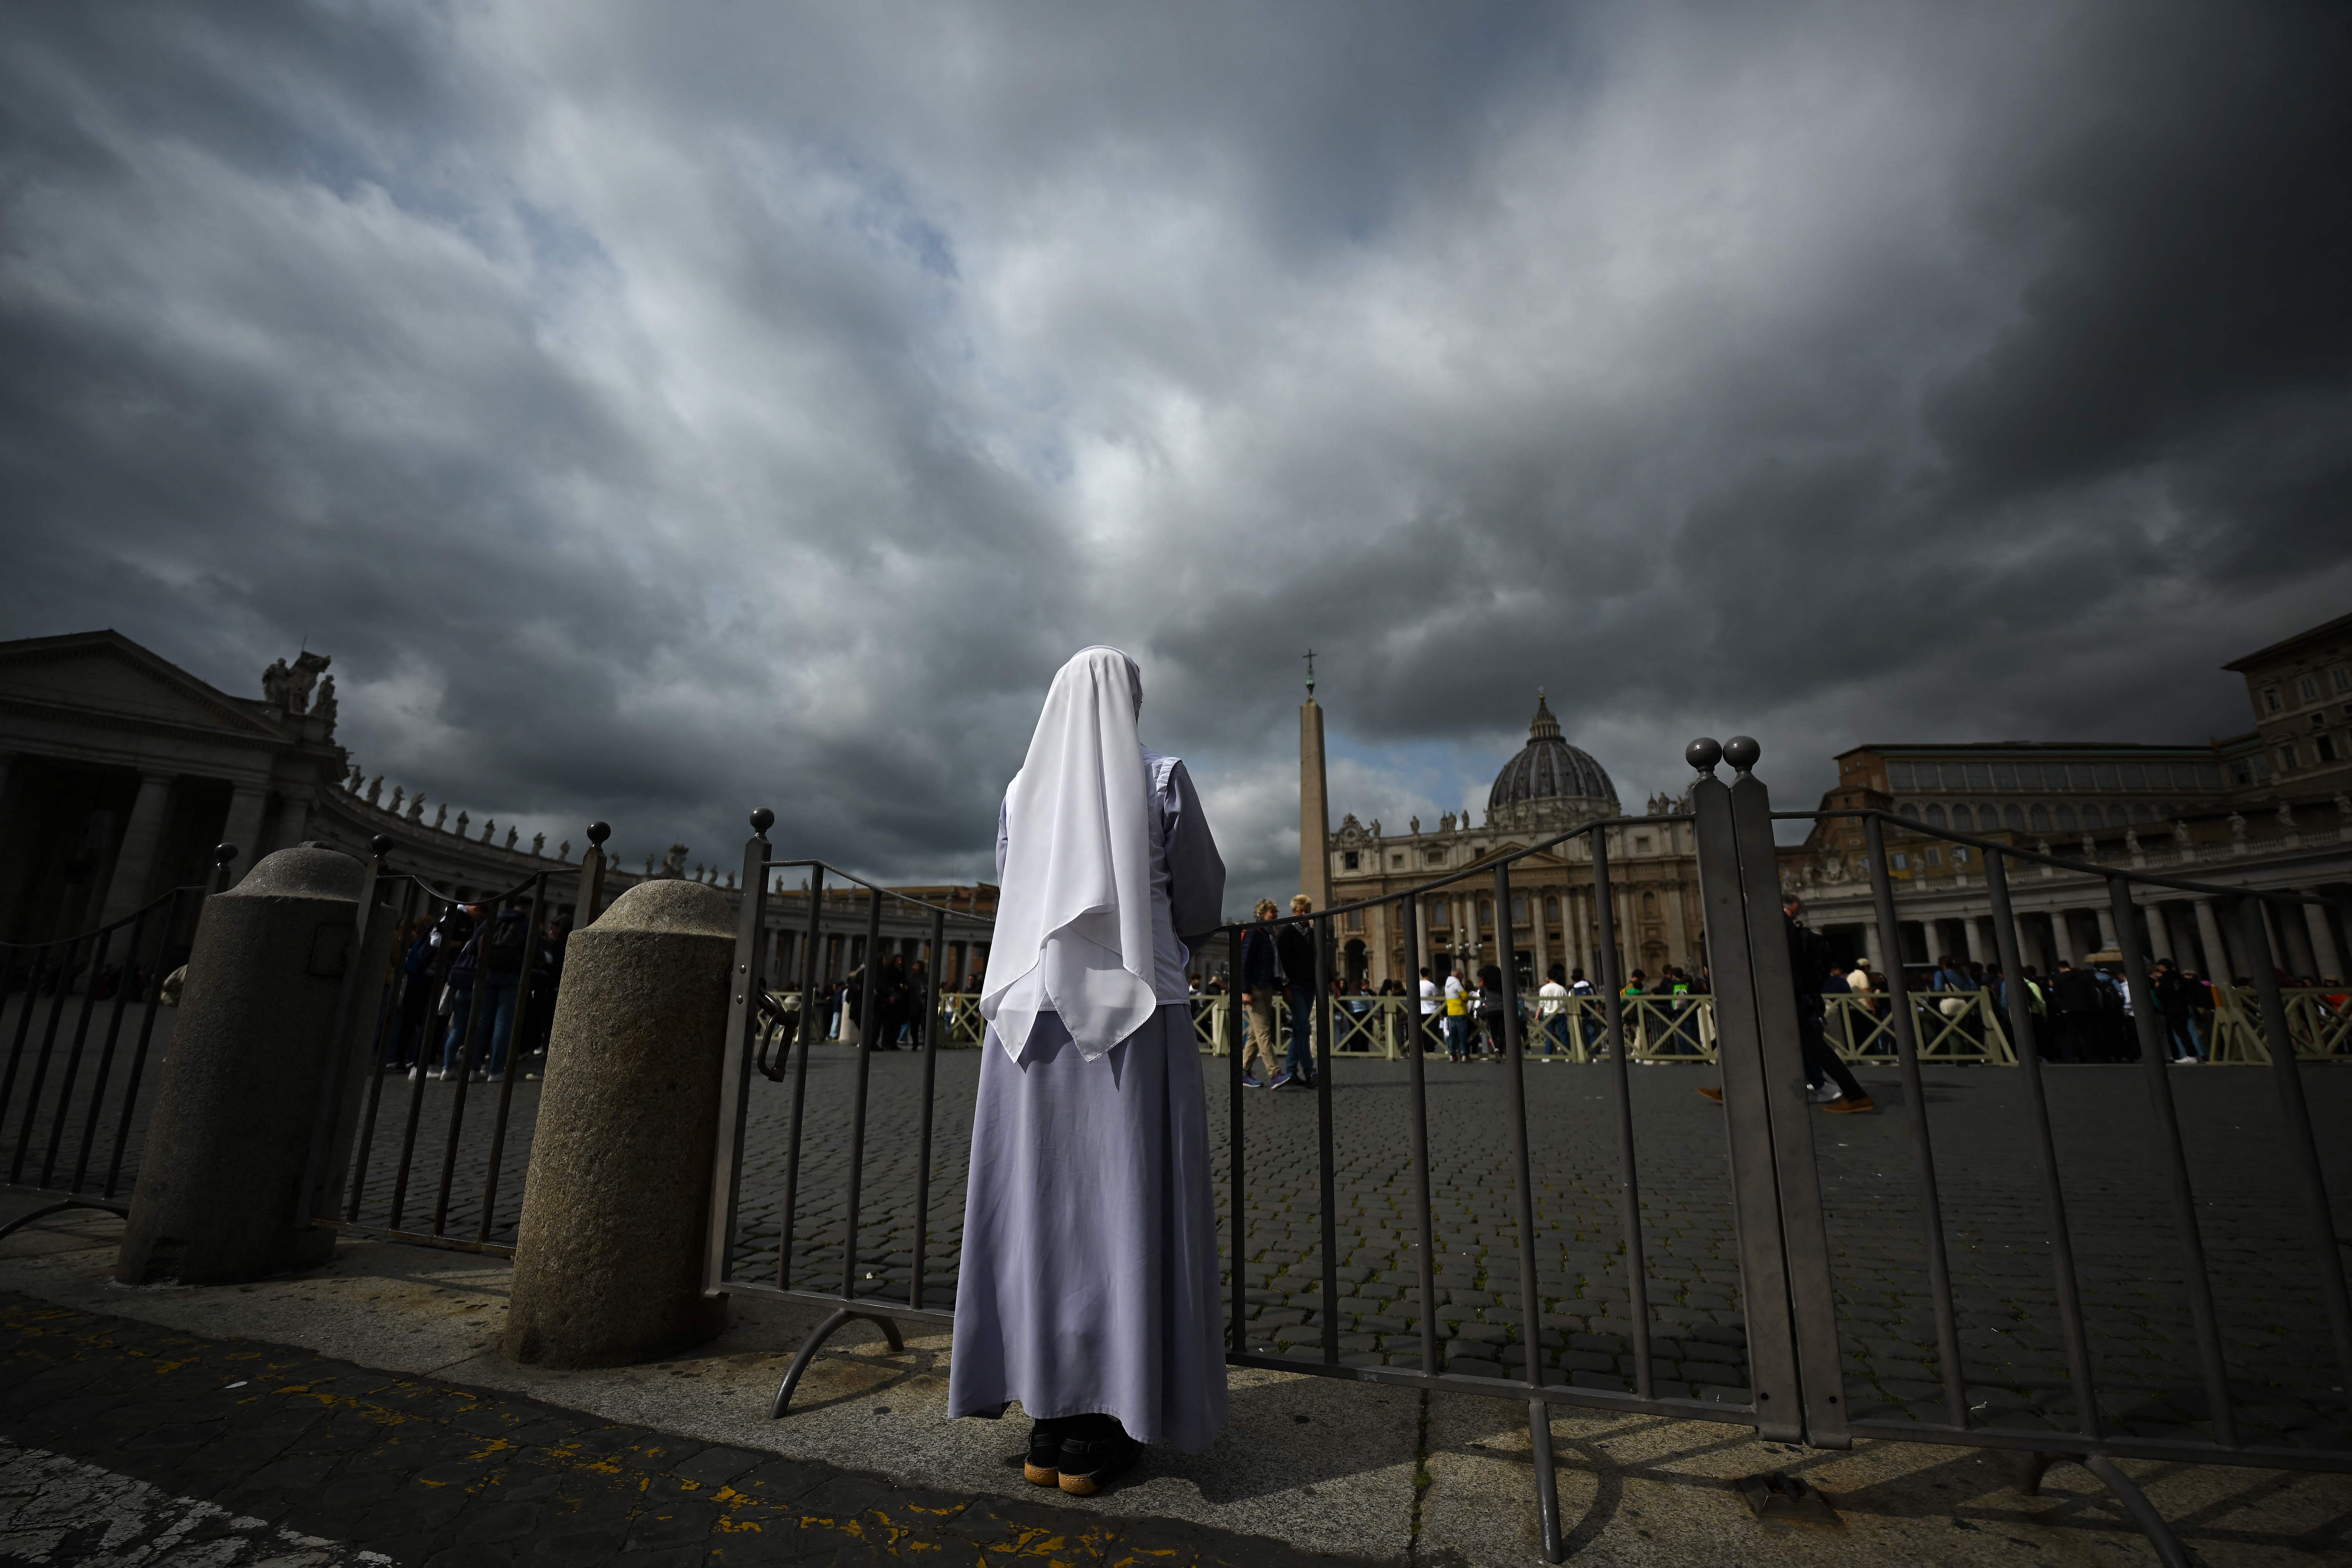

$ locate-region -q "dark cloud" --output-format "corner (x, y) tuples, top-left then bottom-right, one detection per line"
(2, 1), (2348, 905)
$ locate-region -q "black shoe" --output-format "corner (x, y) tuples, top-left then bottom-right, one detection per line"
(1057, 1423), (1136, 1496)
(1023, 1417), (1071, 1486)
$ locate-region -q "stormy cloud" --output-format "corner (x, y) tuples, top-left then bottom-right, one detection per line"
(3, 1), (2347, 903)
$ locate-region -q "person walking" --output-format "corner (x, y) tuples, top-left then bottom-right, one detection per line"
(1442, 965), (1470, 1061)
(1700, 895), (1872, 1113)
(1477, 960), (1509, 1061)
(1417, 965), (1440, 1057)
(1538, 962), (1571, 1058)
(2047, 959), (2101, 1064)
(470, 899), (531, 1081)
(949, 646), (1228, 1493)
(1238, 899), (1283, 1087)
(1274, 896), (1320, 1089)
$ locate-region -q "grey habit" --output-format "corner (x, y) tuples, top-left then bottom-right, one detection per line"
(947, 748), (1228, 1452)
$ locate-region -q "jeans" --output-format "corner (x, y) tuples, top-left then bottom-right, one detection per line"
(441, 977), (520, 1076)
(1543, 1015), (1569, 1055)
(1284, 984), (1317, 1080)
(1443, 1015), (1468, 1059)
(2162, 1007), (2204, 1061)
(1799, 1010), (1866, 1102)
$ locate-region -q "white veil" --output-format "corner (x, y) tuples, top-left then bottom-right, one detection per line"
(978, 647), (1157, 1064)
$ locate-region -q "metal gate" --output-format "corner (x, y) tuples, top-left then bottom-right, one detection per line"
(703, 740), (2350, 1565)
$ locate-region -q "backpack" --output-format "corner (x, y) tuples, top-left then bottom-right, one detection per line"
(481, 913), (528, 975)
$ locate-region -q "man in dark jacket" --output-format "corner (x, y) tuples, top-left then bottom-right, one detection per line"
(1477, 961), (1509, 1059)
(1273, 896), (1321, 1088)
(1238, 899), (1283, 1086)
(2047, 959), (2103, 1064)
(1699, 895), (1873, 1112)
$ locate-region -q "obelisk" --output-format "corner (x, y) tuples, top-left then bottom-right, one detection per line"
(1299, 651), (1331, 910)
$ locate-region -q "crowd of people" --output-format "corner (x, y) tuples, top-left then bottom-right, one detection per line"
(385, 898), (570, 1082)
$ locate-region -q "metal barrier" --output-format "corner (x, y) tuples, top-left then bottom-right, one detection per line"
(329, 834), (604, 1255)
(0, 851), (232, 1245)
(705, 739), (2349, 1563)
(703, 821), (999, 1408)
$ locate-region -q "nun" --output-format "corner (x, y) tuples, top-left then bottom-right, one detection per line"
(948, 646), (1228, 1495)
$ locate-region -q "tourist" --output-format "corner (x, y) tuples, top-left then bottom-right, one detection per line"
(1417, 965), (1440, 1056)
(1477, 960), (1508, 1059)
(1701, 896), (1872, 1113)
(2047, 959), (2102, 1064)
(1238, 899), (1283, 1087)
(2152, 959), (2202, 1063)
(1442, 964), (1469, 1060)
(948, 646), (1228, 1494)
(1570, 967), (1601, 1055)
(468, 899), (532, 1080)
(1538, 962), (1571, 1057)
(1275, 896), (1320, 1088)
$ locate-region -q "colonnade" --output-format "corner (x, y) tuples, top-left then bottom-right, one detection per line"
(1358, 879), (1703, 988)
(1821, 887), (2347, 983)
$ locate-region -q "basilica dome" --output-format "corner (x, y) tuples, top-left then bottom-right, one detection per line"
(1486, 694), (1620, 832)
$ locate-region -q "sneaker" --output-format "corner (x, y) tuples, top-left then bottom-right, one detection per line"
(1023, 1418), (1070, 1486)
(1824, 1094), (1877, 1114)
(1807, 1083), (1844, 1104)
(1277, 1073), (1313, 1090)
(1057, 1425), (1137, 1496)
(1697, 1086), (1723, 1103)
(1241, 1074), (1264, 1088)
(1267, 1070), (1294, 1090)
(407, 1066), (421, 1082)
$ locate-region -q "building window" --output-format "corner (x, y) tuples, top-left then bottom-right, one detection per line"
(2197, 763), (2222, 789)
(1950, 804), (1973, 831)
(2120, 763), (2144, 789)
(1391, 853), (1404, 867)
(1889, 762), (1914, 789)
(2005, 804), (2026, 830)
(1965, 763), (1990, 789)
(1892, 851), (1909, 870)
(2281, 744), (2300, 771)
(2334, 665), (2352, 693)
(2266, 688), (2284, 713)
(1633, 834), (1652, 853)
(2299, 675), (2322, 702)
(2320, 735), (2341, 763)
(1926, 848), (1943, 866)
(2071, 763), (2098, 789)
(1992, 763), (2017, 790)
(1640, 891), (1659, 915)
(1925, 803), (1948, 829)
(2131, 803), (2154, 822)
(1544, 896), (1560, 923)
(1342, 850), (1359, 871)
(1425, 846), (1446, 863)
(2094, 763), (2120, 790)
(2313, 713), (2328, 731)
(2056, 804), (2079, 831)
(1954, 847), (1971, 864)
(1899, 803), (1921, 821)
(1345, 909), (1362, 931)
(2030, 804), (2051, 831)
(2230, 760), (2252, 786)
(1511, 895), (1529, 925)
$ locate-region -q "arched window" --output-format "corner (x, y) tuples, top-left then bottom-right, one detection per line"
(2055, 805), (2078, 832)
(1478, 899), (1493, 924)
(1640, 890), (1660, 916)
(1925, 804), (1949, 829)
(1899, 803), (1921, 821)
(1981, 803), (2001, 830)
(1950, 804), (1973, 831)
(1511, 895), (1529, 926)
(1544, 896), (1560, 923)
(2031, 804), (2052, 831)
(2004, 804), (2026, 830)
(2131, 802), (2154, 822)
(2107, 804), (2129, 827)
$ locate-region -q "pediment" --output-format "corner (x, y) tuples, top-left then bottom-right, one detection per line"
(0, 632), (284, 738)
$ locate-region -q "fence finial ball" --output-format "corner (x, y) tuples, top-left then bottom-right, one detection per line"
(1685, 738), (1723, 775)
(214, 842), (239, 866)
(370, 834), (392, 860)
(749, 807), (776, 835)
(1723, 736), (1762, 774)
(585, 821), (611, 847)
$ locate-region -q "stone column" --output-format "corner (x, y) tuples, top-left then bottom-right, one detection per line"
(1413, 894), (1430, 978)
(218, 783), (271, 887)
(97, 771), (176, 929)
(2276, 896), (2319, 980)
(2193, 898), (2231, 978)
(115, 846), (389, 1285)
(1531, 887), (1550, 982)
(1370, 898), (1391, 988)
(1298, 696), (1331, 912)
(272, 793), (313, 854)
(2143, 902), (2174, 963)
(2093, 903), (2118, 952)
(1861, 915), (1886, 974)
(2303, 892), (2346, 983)
(504, 879), (734, 1367)
(1960, 915), (1986, 965)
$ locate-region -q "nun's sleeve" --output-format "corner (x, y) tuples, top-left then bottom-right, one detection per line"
(996, 793), (1009, 881)
(1163, 760), (1226, 938)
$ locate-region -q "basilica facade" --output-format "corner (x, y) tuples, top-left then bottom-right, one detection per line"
(1322, 696), (1709, 989)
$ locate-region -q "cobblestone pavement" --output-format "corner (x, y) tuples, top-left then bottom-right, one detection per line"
(321, 1041), (2352, 1457)
(0, 1293), (1359, 1566)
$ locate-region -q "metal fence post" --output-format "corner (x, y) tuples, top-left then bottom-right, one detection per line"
(704, 809), (772, 1295)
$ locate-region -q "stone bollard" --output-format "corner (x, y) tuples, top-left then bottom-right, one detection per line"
(502, 877), (734, 1367)
(116, 845), (389, 1285)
